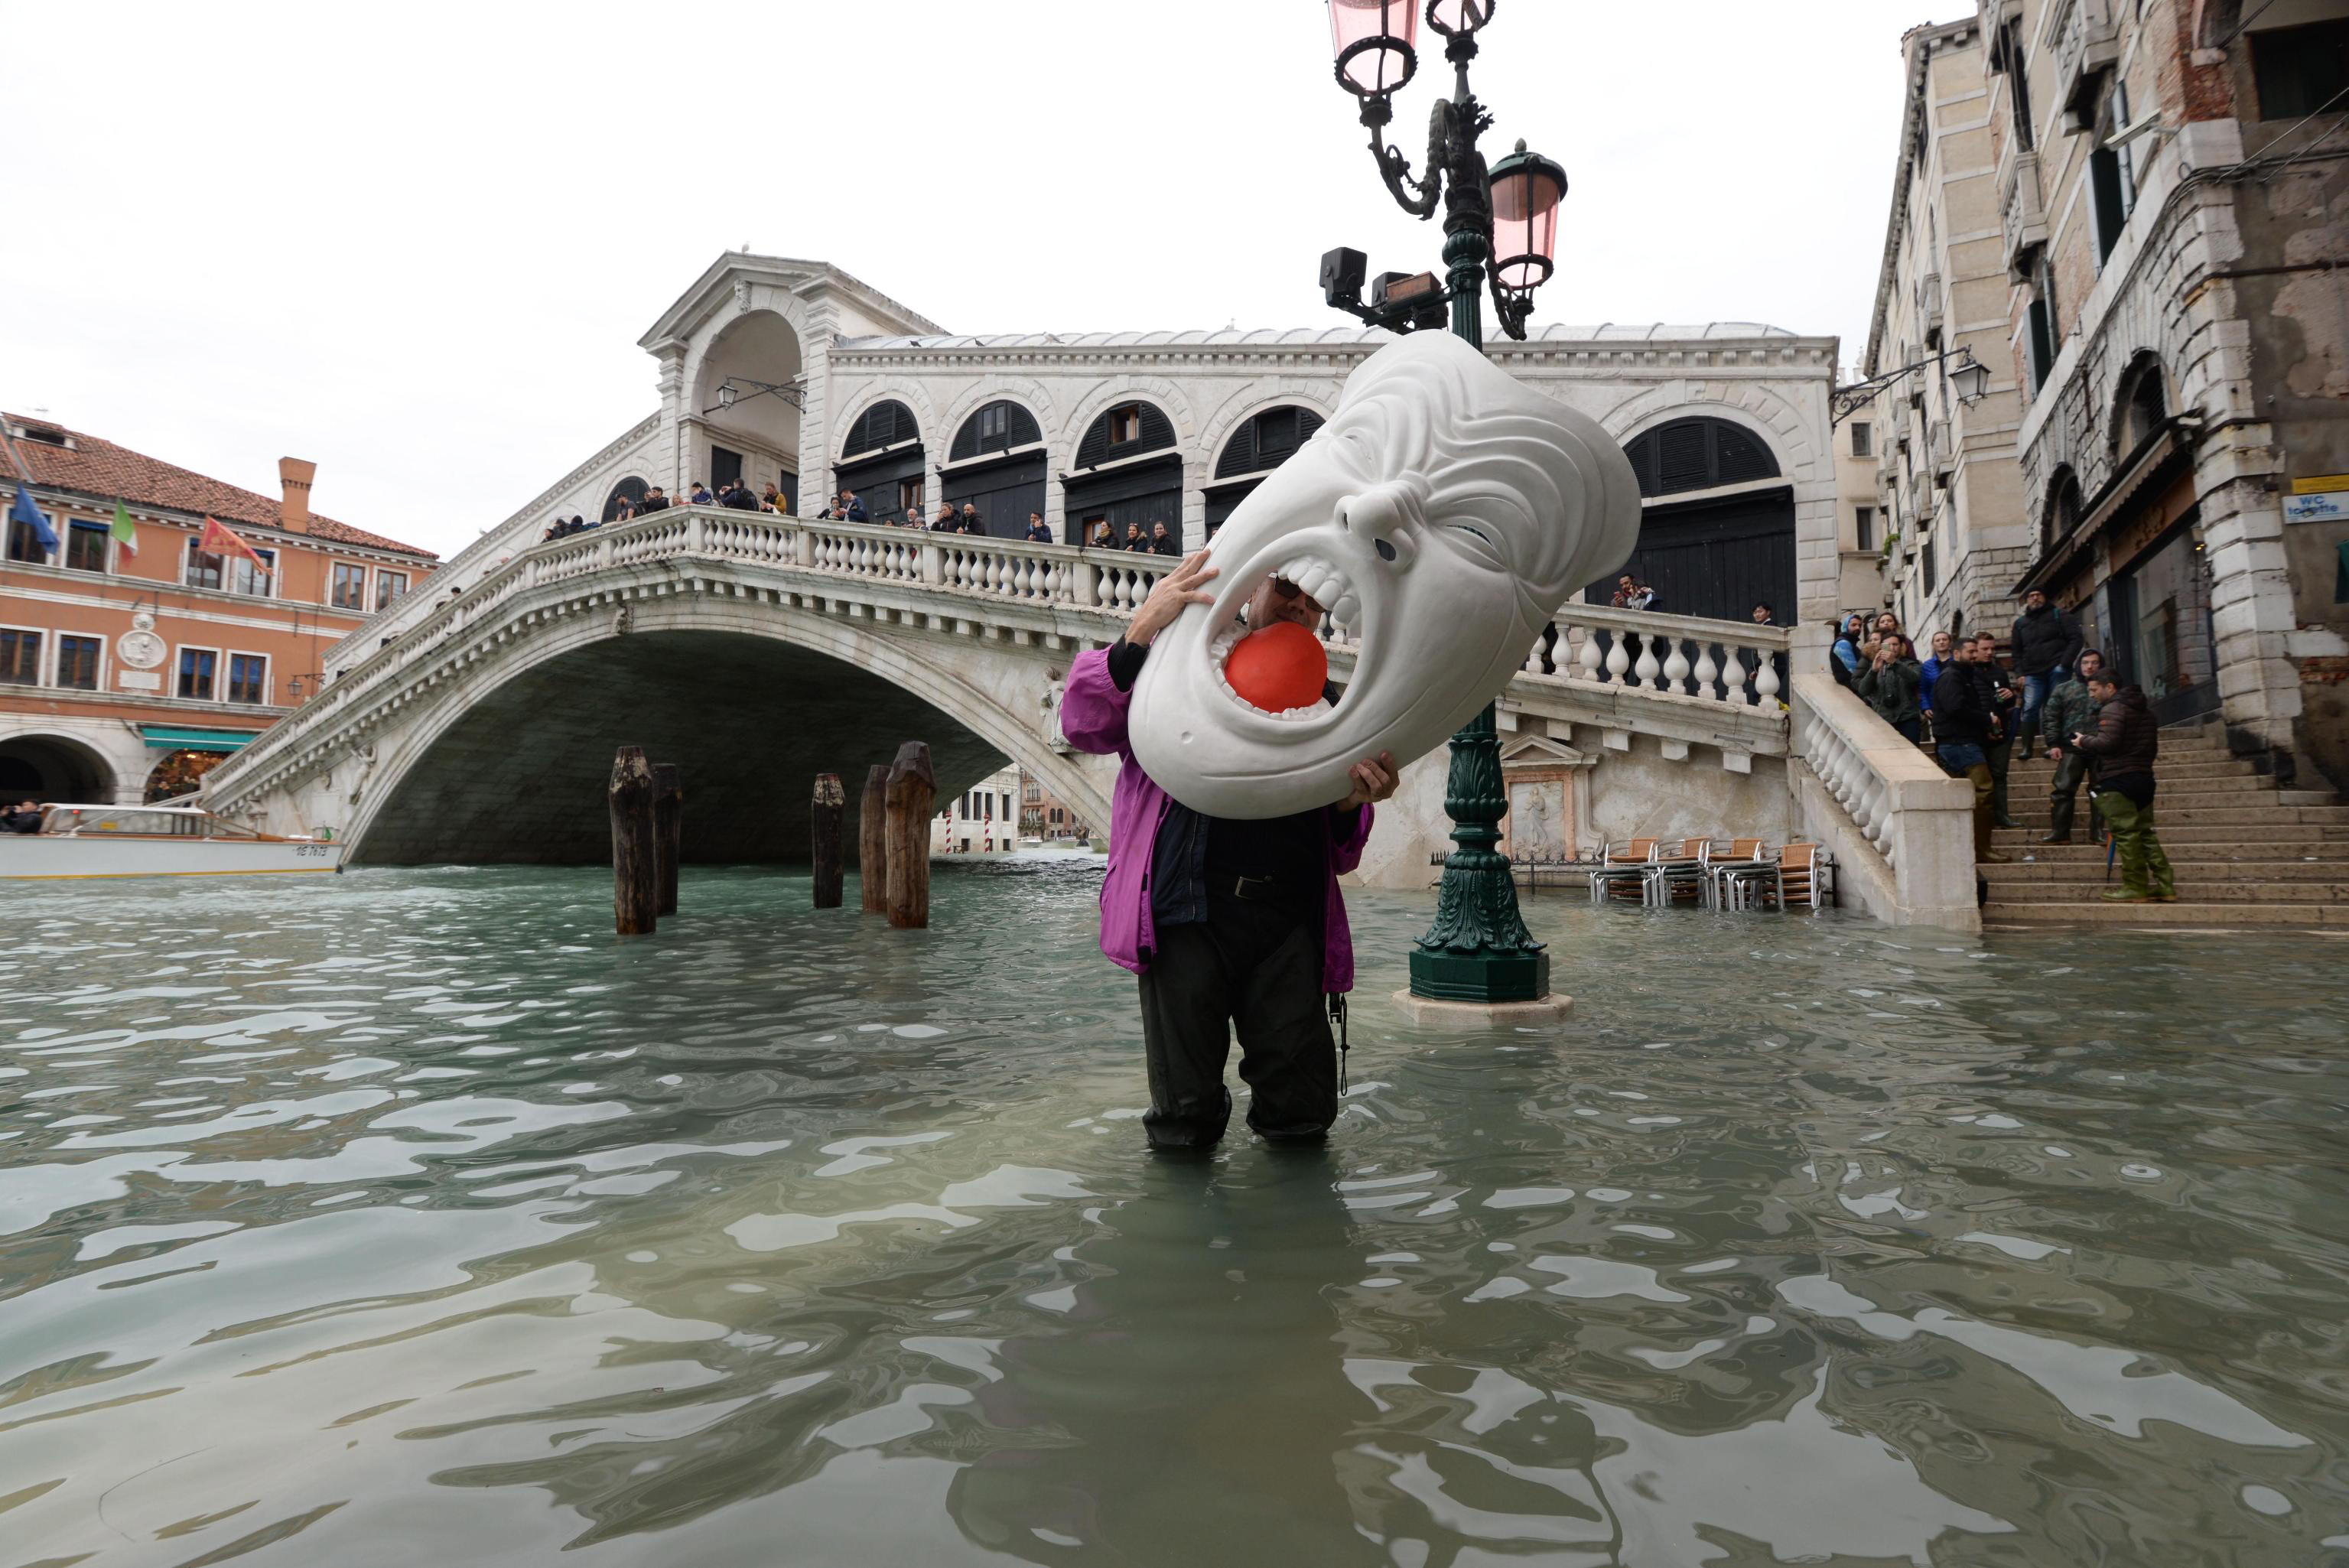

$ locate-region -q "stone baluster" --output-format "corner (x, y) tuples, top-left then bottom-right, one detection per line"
(1566, 626), (1595, 682)
(1633, 634), (1661, 690)
(1692, 642), (1719, 701)
(1604, 633), (1630, 685)
(1755, 651), (1781, 708)
(1663, 637), (1691, 696)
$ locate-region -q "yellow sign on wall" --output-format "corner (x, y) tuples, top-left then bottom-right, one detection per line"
(2292, 473), (2349, 495)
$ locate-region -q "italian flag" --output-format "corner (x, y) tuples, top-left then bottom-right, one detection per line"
(110, 499), (138, 557)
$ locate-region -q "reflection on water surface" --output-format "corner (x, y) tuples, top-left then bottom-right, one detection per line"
(2, 864), (2344, 1566)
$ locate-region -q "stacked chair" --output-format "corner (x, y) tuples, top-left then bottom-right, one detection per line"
(1580, 837), (1831, 912)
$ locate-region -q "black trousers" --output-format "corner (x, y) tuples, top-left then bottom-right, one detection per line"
(1136, 893), (1337, 1150)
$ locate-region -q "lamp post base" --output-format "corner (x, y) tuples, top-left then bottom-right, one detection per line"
(1390, 987), (1573, 1029)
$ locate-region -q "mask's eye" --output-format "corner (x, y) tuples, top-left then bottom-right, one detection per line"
(1443, 519), (1507, 568)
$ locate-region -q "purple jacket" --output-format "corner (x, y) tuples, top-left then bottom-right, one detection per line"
(1060, 645), (1374, 993)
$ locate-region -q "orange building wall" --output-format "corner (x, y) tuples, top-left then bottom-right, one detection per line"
(2, 497), (434, 755)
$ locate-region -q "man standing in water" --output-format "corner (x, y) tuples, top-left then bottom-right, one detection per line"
(1061, 552), (1397, 1151)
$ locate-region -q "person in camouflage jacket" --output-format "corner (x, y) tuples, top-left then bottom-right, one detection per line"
(2039, 649), (2105, 844)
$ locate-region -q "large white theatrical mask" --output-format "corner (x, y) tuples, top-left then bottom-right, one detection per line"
(1129, 330), (1641, 819)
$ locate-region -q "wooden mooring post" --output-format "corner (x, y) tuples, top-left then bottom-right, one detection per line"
(884, 740), (936, 930)
(652, 763), (682, 916)
(609, 747), (658, 936)
(811, 773), (845, 909)
(859, 764), (890, 914)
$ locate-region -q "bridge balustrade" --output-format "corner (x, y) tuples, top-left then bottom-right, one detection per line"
(210, 506), (1801, 818)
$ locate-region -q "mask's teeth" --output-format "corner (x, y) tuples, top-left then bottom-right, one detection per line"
(1330, 593), (1360, 629)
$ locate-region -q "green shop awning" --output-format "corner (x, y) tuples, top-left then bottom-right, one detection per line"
(138, 725), (264, 751)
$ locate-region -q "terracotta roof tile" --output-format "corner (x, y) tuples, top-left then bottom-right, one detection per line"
(2, 414), (437, 559)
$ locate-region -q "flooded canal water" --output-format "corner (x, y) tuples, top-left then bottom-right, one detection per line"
(2, 864), (2344, 1566)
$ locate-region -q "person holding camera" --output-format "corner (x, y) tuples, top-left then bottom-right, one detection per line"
(2040, 649), (2107, 844)
(2069, 669), (2175, 901)
(1856, 632), (1924, 742)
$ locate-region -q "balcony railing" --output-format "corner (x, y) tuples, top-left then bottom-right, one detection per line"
(2049, 0), (2120, 132)
(214, 508), (1798, 801)
(2002, 150), (2049, 279)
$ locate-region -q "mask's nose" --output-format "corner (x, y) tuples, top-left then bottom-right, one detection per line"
(1336, 478), (1425, 569)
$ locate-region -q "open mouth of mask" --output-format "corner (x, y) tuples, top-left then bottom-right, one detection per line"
(1204, 564), (1363, 724)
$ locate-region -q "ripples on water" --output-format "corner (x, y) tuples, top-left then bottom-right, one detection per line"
(2, 864), (2344, 1566)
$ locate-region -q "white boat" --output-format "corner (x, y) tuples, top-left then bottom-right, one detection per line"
(0, 803), (343, 880)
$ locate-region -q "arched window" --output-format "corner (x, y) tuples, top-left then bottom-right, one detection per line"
(2113, 356), (2168, 460)
(1215, 406), (1326, 481)
(949, 400), (1043, 463)
(1205, 405), (1328, 538)
(1593, 415), (1794, 623)
(2043, 469), (2082, 554)
(1074, 400), (1175, 469)
(843, 400), (919, 460)
(836, 402), (925, 523)
(1621, 417), (1781, 499)
(601, 476), (649, 522)
(1066, 399), (1181, 546)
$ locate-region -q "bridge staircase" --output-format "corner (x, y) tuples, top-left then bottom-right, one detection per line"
(1982, 730), (2349, 928)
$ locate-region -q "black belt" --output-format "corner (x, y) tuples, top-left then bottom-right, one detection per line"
(1223, 873), (1281, 901)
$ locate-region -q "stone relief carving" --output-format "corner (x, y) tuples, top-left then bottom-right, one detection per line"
(1128, 330), (1641, 818)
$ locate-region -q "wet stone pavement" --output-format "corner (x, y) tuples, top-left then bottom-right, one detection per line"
(2, 862), (2344, 1566)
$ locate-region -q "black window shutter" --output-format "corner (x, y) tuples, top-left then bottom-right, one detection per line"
(1656, 423), (1711, 493)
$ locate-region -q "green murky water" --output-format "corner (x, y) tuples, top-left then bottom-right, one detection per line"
(2, 864), (2344, 1566)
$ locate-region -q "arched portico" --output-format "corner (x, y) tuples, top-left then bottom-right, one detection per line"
(689, 309), (807, 507)
(1593, 412), (1798, 624)
(336, 594), (1108, 867)
(0, 728), (125, 805)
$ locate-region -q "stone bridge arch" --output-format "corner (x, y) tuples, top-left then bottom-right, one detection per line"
(305, 590), (1106, 867)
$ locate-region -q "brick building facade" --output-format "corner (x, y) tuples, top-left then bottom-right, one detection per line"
(1875, 0), (2349, 787)
(2, 418), (436, 804)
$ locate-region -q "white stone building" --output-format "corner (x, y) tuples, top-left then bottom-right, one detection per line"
(935, 764), (1021, 854)
(1857, 0), (2349, 790)
(242, 253), (1939, 908)
(343, 253), (1843, 665)
(1863, 17), (2036, 648)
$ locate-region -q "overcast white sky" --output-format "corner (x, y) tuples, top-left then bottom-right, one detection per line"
(2, 1), (1972, 559)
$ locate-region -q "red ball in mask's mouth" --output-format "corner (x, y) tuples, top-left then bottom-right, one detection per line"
(1222, 622), (1328, 714)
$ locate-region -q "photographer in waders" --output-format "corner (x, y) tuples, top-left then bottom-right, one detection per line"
(1061, 551), (1398, 1152)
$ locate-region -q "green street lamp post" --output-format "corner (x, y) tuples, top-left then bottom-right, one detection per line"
(1323, 0), (1570, 1007)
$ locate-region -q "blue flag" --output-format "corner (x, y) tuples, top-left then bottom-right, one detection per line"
(8, 483), (56, 551)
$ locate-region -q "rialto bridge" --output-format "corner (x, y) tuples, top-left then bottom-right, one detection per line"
(200, 508), (1975, 928)
(200, 253), (1975, 926)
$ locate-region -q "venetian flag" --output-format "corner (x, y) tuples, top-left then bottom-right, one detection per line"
(199, 515), (270, 572)
(8, 483), (57, 551)
(109, 499), (138, 557)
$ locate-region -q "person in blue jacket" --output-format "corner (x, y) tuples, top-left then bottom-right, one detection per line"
(1918, 628), (1953, 739)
